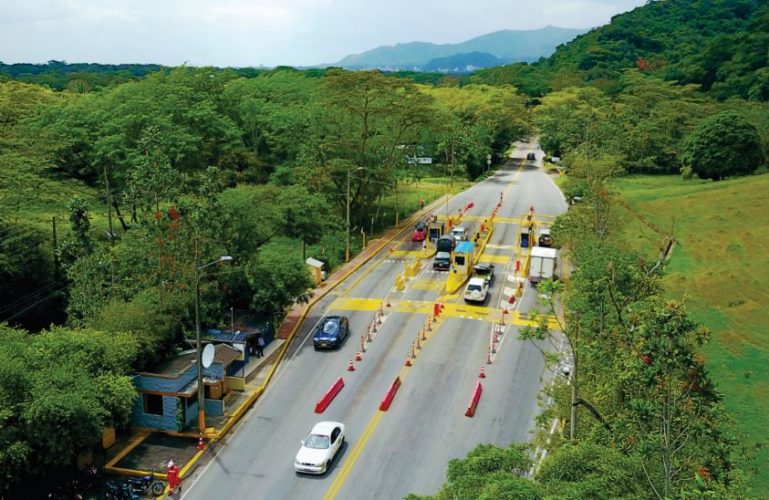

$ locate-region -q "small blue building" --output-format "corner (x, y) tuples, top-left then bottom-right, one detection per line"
(131, 344), (241, 432)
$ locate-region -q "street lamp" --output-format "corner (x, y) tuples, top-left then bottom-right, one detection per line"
(195, 255), (233, 433)
(346, 167), (364, 263)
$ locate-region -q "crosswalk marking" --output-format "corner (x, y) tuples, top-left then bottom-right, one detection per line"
(327, 297), (559, 328)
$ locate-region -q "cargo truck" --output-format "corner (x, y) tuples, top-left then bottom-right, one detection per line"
(529, 247), (558, 284)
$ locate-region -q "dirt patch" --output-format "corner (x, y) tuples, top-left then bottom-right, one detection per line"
(114, 433), (199, 472)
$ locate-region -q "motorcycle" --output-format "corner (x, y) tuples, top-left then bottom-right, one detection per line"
(124, 469), (166, 497)
(105, 480), (141, 500)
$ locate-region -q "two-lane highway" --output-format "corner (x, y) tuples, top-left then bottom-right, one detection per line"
(182, 141), (568, 500)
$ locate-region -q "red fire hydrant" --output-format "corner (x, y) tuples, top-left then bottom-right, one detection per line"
(167, 459), (181, 495)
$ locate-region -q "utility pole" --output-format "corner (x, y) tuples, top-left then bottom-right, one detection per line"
(51, 217), (60, 281)
(103, 165), (114, 245)
(346, 170), (352, 263)
(394, 178), (399, 226)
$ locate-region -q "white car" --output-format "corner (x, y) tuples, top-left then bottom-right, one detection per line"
(463, 277), (489, 303)
(294, 421), (345, 474)
(450, 226), (467, 242)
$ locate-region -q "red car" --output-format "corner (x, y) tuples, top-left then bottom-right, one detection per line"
(411, 222), (427, 242)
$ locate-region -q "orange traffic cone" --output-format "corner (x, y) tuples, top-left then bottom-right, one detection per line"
(197, 433), (205, 450)
(415, 336), (421, 350)
(405, 355), (412, 367)
(355, 351), (362, 362)
(487, 347), (493, 365)
(347, 359), (355, 372)
(421, 328), (427, 341)
(479, 365), (486, 378)
(360, 337), (366, 353)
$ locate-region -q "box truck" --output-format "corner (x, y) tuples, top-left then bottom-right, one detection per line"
(529, 247), (558, 284)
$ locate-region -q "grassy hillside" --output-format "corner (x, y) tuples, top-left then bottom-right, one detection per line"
(618, 174), (769, 491)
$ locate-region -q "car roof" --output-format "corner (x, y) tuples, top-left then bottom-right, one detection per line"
(311, 421), (343, 435)
(468, 277), (485, 285)
(451, 226), (466, 232)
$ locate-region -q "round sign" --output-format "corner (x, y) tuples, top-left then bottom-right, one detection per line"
(202, 343), (215, 368)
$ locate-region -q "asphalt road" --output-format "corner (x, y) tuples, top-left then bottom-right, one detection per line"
(182, 141), (568, 500)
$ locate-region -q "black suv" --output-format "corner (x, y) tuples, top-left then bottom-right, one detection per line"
(526, 152), (536, 161)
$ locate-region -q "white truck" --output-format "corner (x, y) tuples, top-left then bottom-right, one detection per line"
(529, 247), (558, 284)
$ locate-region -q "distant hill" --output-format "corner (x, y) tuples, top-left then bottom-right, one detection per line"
(421, 52), (504, 73)
(474, 0), (769, 100)
(332, 26), (587, 72)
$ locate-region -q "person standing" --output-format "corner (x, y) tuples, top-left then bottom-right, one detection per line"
(256, 333), (265, 358)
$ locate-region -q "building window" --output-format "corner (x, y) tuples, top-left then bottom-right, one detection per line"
(143, 393), (164, 415)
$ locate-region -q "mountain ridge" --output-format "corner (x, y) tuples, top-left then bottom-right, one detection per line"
(330, 26), (587, 72)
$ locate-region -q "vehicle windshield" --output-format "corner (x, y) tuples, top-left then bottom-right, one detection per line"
(436, 252), (450, 259)
(474, 267), (490, 276)
(322, 321), (339, 334)
(467, 284), (482, 292)
(304, 434), (330, 449)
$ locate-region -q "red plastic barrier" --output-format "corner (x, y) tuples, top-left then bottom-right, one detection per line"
(379, 376), (402, 411)
(315, 377), (345, 414)
(465, 381), (483, 417)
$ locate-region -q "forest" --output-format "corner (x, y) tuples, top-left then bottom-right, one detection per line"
(2, 0), (768, 495)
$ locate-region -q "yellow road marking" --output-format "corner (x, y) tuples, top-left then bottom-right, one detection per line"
(323, 317), (446, 500)
(485, 244), (515, 250)
(329, 297), (558, 327)
(478, 254), (511, 264)
(324, 410), (385, 500)
(389, 250), (423, 258)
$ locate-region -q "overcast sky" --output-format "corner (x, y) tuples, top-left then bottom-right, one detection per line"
(0, 0), (647, 67)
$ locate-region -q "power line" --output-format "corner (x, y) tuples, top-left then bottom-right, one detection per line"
(1, 285), (66, 323)
(0, 282), (61, 317)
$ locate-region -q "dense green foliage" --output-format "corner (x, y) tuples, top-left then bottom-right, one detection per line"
(475, 0), (769, 102)
(0, 325), (136, 488)
(682, 110), (765, 180)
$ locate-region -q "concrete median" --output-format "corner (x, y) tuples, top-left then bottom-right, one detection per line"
(315, 377), (345, 414)
(379, 376), (402, 411)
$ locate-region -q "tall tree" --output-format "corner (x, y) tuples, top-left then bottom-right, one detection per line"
(682, 110), (765, 180)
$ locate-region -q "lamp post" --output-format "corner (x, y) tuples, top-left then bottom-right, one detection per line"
(346, 167), (364, 263)
(195, 255), (233, 433)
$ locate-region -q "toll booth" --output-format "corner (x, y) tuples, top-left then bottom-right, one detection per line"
(520, 214), (536, 248)
(453, 241), (475, 275)
(446, 241), (475, 293)
(305, 258), (326, 285)
(428, 221), (445, 242)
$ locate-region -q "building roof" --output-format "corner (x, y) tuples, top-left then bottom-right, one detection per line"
(214, 344), (241, 366)
(455, 241), (475, 254)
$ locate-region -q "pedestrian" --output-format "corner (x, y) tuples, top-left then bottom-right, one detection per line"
(248, 335), (256, 356)
(256, 333), (265, 358)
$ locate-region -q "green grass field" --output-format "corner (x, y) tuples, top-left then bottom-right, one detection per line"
(617, 174), (769, 491)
